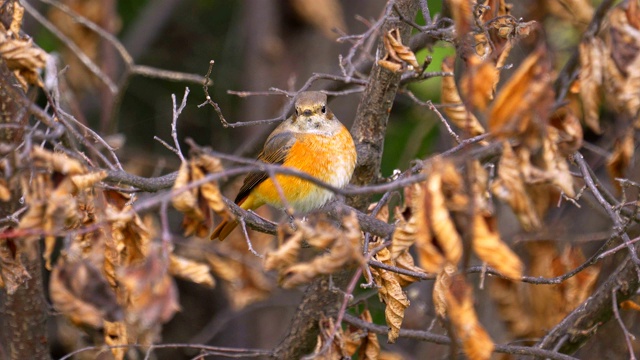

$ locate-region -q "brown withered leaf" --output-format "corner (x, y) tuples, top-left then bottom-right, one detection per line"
(545, 0), (594, 26)
(432, 264), (456, 318)
(607, 132), (634, 191)
(312, 316), (349, 360)
(449, 0), (473, 38)
(104, 321), (127, 360)
(538, 131), (576, 198)
(207, 251), (273, 310)
(472, 213), (523, 280)
(118, 248), (180, 330)
(489, 46), (554, 147)
(379, 28), (419, 72)
(169, 254), (215, 287)
(409, 159), (467, 273)
(603, 2), (640, 124)
(279, 212), (363, 288)
(289, 0), (346, 39)
(445, 275), (495, 360)
(370, 243), (411, 343)
(342, 310), (382, 359)
(264, 222), (304, 272)
(491, 241), (600, 338)
(0, 238), (31, 294)
(104, 190), (151, 288)
(49, 259), (123, 329)
(460, 55), (500, 112)
(205, 205), (273, 309)
(441, 57), (486, 136)
(172, 154), (227, 238)
(390, 207), (415, 260)
(0, 28), (48, 88)
(549, 105), (584, 156)
(490, 142), (541, 231)
(578, 37), (605, 133)
(0, 178), (10, 201)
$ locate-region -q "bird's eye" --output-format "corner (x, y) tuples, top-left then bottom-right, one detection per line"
(321, 106), (326, 114)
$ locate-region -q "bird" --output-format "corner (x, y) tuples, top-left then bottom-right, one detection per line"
(211, 91), (357, 241)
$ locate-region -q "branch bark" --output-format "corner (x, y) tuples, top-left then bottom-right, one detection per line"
(0, 52), (50, 360)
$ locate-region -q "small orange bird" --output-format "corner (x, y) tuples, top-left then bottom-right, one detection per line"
(211, 91), (357, 240)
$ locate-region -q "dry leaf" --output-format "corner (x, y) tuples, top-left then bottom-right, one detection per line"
(603, 3), (640, 123)
(118, 248), (180, 330)
(104, 321), (127, 360)
(489, 46), (554, 147)
(312, 315), (349, 359)
(0, 239), (31, 294)
(172, 154), (227, 237)
(370, 243), (411, 343)
(491, 240), (600, 338)
(0, 27), (48, 88)
(472, 213), (523, 279)
(621, 300), (640, 312)
(169, 254), (215, 287)
(279, 212), (363, 288)
(490, 142), (541, 231)
(289, 0), (346, 39)
(441, 57), (486, 136)
(378, 28), (419, 72)
(49, 259), (123, 329)
(578, 38), (605, 133)
(607, 132), (635, 191)
(445, 275), (495, 360)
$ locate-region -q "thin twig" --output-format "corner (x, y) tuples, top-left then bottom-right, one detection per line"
(612, 287), (637, 360)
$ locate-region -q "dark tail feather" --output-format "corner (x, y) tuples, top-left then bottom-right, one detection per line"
(210, 219), (238, 241)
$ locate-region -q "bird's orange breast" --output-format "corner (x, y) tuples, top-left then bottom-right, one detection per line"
(251, 125), (356, 212)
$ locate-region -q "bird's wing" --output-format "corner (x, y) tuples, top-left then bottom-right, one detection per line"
(234, 131), (296, 203)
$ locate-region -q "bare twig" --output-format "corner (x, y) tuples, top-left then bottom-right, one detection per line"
(612, 287), (637, 360)
(343, 314), (579, 360)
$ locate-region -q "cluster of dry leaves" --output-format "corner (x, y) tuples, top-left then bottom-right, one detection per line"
(0, 147), (216, 359)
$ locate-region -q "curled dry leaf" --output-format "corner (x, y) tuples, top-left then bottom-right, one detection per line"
(490, 142), (541, 231)
(607, 131), (635, 192)
(289, 0), (346, 39)
(104, 321), (127, 360)
(472, 213), (523, 279)
(0, 26), (48, 88)
(172, 154), (227, 238)
(264, 222), (305, 272)
(578, 37), (605, 133)
(390, 208), (415, 261)
(491, 240), (600, 338)
(118, 248), (180, 330)
(460, 55), (500, 112)
(603, 3), (640, 124)
(378, 28), (419, 72)
(549, 105), (583, 156)
(0, 178), (11, 201)
(441, 57), (486, 136)
(444, 274), (495, 360)
(545, 0), (594, 26)
(0, 239), (31, 294)
(343, 309), (381, 359)
(49, 259), (123, 329)
(278, 212), (363, 289)
(104, 190), (150, 287)
(489, 45), (554, 148)
(370, 243), (411, 343)
(407, 159), (469, 273)
(313, 316), (349, 359)
(432, 264), (456, 318)
(169, 254), (215, 287)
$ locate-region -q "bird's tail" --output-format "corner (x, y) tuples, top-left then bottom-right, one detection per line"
(210, 219), (238, 241)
